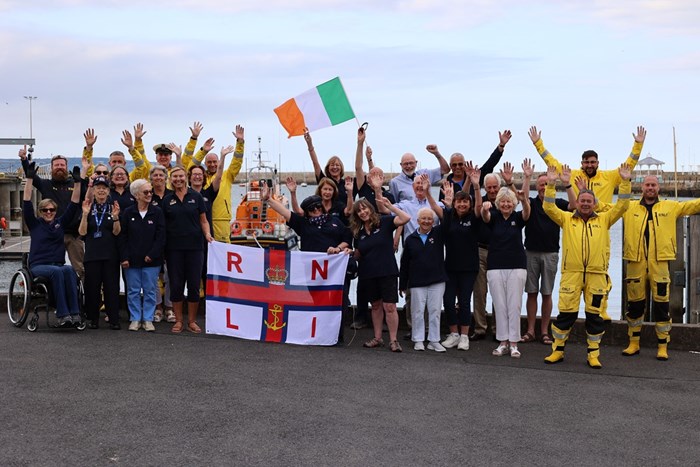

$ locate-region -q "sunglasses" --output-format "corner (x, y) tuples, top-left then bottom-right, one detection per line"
(40, 208), (56, 213)
(307, 204), (323, 211)
(142, 190), (153, 195)
(95, 170), (109, 175)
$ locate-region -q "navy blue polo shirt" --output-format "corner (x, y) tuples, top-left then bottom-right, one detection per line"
(485, 210), (527, 270)
(162, 188), (207, 251)
(151, 189), (174, 210)
(110, 187), (135, 212)
(354, 215), (398, 279)
(287, 212), (352, 253)
(82, 201), (119, 263)
(441, 207), (480, 273)
(525, 196), (569, 253)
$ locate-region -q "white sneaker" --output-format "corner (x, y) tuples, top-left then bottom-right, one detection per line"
(143, 321), (155, 332)
(128, 320), (141, 331)
(414, 342), (425, 351)
(427, 342), (446, 353)
(457, 334), (470, 351)
(441, 333), (460, 348)
(165, 309), (176, 323)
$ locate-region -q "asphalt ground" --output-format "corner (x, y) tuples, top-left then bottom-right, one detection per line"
(2, 319), (700, 466)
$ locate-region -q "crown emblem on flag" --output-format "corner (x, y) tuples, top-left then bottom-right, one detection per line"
(266, 265), (288, 285)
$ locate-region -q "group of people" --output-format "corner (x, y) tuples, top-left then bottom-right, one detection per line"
(20, 122), (242, 333)
(19, 121), (699, 367)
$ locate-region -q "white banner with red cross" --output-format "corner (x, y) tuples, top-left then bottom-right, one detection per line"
(206, 242), (348, 346)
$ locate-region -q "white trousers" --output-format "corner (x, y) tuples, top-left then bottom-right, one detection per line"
(487, 269), (526, 343)
(410, 282), (446, 343)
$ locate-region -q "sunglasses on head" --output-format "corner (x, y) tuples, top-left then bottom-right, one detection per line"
(40, 208), (56, 213)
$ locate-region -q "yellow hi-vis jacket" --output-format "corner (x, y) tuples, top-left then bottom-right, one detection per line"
(533, 138), (643, 204)
(622, 197), (700, 262)
(543, 181), (630, 274)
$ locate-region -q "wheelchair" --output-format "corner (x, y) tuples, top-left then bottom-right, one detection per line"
(7, 254), (86, 331)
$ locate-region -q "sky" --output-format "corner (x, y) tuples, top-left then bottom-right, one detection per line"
(1, 0), (699, 174)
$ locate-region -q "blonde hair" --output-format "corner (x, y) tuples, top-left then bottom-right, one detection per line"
(38, 199), (58, 211)
(324, 156), (345, 180)
(495, 186), (517, 210)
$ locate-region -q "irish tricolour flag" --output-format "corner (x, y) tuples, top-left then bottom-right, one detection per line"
(274, 77), (355, 137)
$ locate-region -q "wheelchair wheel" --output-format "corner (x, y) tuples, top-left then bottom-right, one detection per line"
(27, 315), (38, 332)
(7, 269), (30, 327)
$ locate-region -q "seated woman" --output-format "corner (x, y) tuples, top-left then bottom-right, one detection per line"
(22, 159), (82, 327)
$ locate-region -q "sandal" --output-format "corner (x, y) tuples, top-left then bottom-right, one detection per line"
(390, 341), (402, 353)
(171, 322), (184, 333)
(521, 332), (536, 343)
(187, 321), (202, 334)
(363, 337), (384, 348)
(541, 334), (553, 345)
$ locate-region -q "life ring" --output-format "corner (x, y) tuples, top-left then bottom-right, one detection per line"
(231, 221), (242, 235)
(262, 221), (274, 234)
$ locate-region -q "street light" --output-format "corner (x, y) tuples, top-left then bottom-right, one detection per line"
(23, 96), (37, 139)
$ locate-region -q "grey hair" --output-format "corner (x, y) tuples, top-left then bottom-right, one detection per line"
(130, 178), (149, 197)
(483, 172), (502, 186)
(495, 186), (517, 208)
(149, 164), (168, 178)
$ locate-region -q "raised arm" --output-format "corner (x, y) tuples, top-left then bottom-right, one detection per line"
(261, 184), (292, 221)
(83, 128), (97, 177)
(500, 161), (516, 193)
(354, 126), (366, 190)
(425, 144), (450, 175)
(624, 126), (646, 170)
(303, 128), (324, 181)
(468, 163), (483, 218)
(22, 156), (35, 202)
(183, 121), (202, 169)
(560, 165), (577, 210)
(213, 146), (234, 192)
(478, 130), (511, 181)
(379, 197), (410, 227)
(542, 165), (565, 226)
(529, 125), (564, 175)
(285, 176), (303, 215)
(366, 146), (374, 170)
(427, 177), (448, 219)
(344, 176), (354, 217)
(521, 157), (534, 196)
(167, 143), (183, 168)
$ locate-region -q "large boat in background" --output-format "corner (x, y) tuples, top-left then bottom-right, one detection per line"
(230, 138), (298, 250)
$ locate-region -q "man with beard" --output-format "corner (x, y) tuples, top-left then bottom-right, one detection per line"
(389, 146), (450, 204)
(620, 175), (700, 361)
(19, 147), (86, 279)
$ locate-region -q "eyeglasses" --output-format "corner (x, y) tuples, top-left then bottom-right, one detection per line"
(142, 190), (153, 195)
(40, 208), (56, 213)
(95, 170), (109, 175)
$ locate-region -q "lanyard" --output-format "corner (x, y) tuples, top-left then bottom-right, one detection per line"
(93, 203), (108, 231)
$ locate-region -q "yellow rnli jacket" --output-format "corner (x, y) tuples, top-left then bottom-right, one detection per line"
(622, 197), (700, 262)
(534, 138), (643, 204)
(544, 181), (630, 274)
(206, 140), (245, 242)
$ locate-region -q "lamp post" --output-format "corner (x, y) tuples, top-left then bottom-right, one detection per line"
(23, 96), (37, 139)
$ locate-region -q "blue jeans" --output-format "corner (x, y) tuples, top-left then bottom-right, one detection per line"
(30, 264), (79, 318)
(125, 266), (161, 322)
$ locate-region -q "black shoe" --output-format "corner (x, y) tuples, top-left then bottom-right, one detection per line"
(109, 323), (121, 330)
(469, 332), (486, 341)
(403, 332), (412, 341)
(89, 321), (99, 329)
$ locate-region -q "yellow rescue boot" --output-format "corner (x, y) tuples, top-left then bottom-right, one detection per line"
(544, 324), (569, 364)
(622, 314), (643, 356)
(656, 321), (671, 361)
(586, 332), (604, 369)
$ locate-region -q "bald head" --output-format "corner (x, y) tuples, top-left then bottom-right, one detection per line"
(204, 153), (219, 175)
(642, 175), (660, 203)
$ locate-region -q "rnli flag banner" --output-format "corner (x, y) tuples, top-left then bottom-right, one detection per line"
(206, 242), (349, 346)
